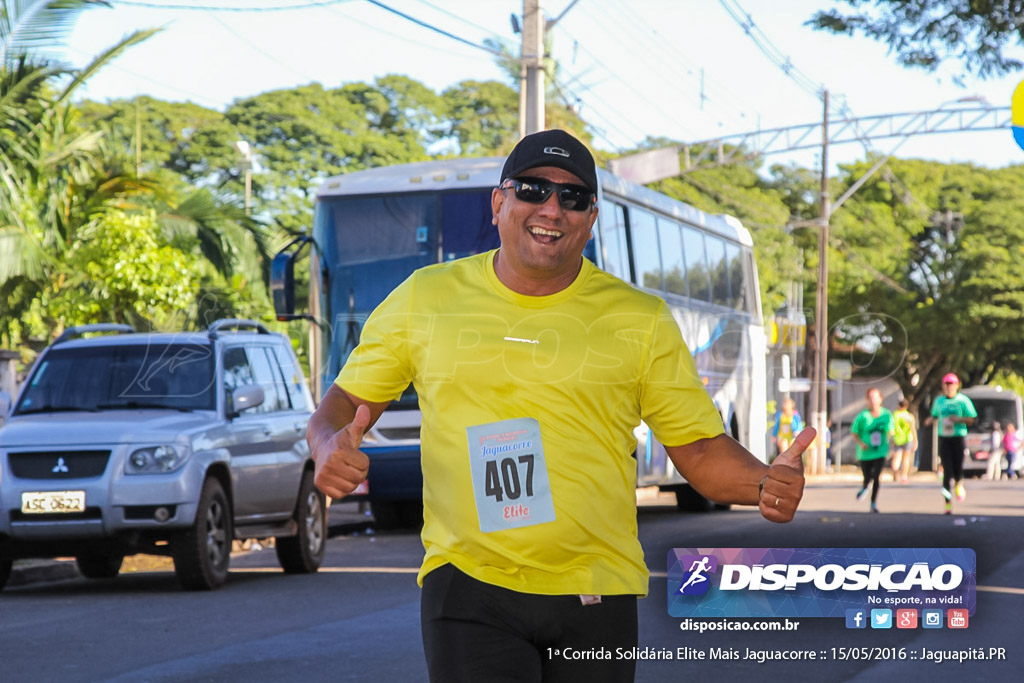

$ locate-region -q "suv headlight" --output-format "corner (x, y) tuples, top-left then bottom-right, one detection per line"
(125, 445), (190, 474)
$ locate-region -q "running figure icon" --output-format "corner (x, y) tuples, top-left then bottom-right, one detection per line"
(679, 556), (712, 593)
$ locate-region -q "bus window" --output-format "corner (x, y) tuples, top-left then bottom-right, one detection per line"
(441, 191), (500, 261)
(599, 200), (630, 281)
(725, 242), (745, 313)
(682, 226), (710, 301)
(630, 208), (662, 290)
(705, 236), (730, 307)
(743, 250), (760, 319)
(657, 218), (686, 297)
(322, 195), (437, 266)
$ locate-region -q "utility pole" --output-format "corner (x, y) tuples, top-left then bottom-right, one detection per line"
(520, 0), (545, 137)
(234, 140), (252, 216)
(135, 99), (142, 179)
(517, 0), (581, 137)
(810, 90), (831, 475)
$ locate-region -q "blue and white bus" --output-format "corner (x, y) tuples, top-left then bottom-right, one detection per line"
(273, 156), (766, 524)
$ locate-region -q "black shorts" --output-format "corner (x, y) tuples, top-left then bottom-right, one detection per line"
(421, 563), (638, 683)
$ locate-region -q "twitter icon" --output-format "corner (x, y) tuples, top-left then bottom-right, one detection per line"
(870, 609), (892, 629)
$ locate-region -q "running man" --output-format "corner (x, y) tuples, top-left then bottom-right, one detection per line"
(678, 557), (712, 593)
(850, 387), (894, 513)
(925, 373), (976, 514)
(308, 129), (813, 683)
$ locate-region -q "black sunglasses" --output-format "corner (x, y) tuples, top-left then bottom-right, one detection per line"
(500, 177), (596, 212)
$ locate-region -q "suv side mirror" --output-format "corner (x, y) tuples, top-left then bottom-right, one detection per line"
(230, 385), (264, 417)
(0, 391), (10, 419)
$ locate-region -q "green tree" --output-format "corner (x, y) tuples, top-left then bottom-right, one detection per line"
(807, 0), (1024, 80)
(225, 81), (433, 234)
(825, 159), (1024, 409)
(76, 96), (238, 184)
(42, 208), (199, 328)
(442, 79), (520, 155)
(1, 2), (156, 349)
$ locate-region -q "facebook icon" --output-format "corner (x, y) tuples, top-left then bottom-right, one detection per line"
(845, 609), (867, 629)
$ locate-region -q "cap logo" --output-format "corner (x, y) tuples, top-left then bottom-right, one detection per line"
(543, 146), (570, 158)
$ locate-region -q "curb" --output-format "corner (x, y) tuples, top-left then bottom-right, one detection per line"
(4, 501), (374, 590)
(8, 558), (80, 588)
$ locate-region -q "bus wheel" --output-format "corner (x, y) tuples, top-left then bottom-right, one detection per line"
(674, 484), (716, 512)
(371, 500), (423, 531)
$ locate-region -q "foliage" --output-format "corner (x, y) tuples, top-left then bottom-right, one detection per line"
(807, 0), (1024, 80)
(44, 209), (199, 328)
(7, 6), (1024, 413)
(825, 159), (1024, 410)
(1, 0), (108, 66)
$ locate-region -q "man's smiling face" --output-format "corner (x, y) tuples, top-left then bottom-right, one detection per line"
(490, 165), (598, 291)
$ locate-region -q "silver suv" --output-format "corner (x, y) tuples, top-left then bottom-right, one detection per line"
(0, 320), (324, 591)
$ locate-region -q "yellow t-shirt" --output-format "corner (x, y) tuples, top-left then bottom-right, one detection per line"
(337, 250), (724, 597)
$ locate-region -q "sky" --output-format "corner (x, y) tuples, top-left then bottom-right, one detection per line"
(59, 0), (1024, 173)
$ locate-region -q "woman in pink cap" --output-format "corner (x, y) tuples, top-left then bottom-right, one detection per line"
(925, 373), (977, 514)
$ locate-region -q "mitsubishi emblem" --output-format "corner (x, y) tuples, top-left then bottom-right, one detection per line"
(52, 457), (69, 474)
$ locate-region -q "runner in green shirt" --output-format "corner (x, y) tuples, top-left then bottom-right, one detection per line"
(850, 387), (894, 513)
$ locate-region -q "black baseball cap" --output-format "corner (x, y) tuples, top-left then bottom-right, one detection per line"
(500, 129), (598, 194)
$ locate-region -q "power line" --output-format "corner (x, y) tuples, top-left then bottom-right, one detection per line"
(551, 22), (694, 142)
(363, 0), (505, 59)
(716, 0), (940, 221)
(320, 2), (492, 64)
(717, 0), (822, 101)
(543, 67), (634, 151)
(410, 0), (515, 52)
(113, 0), (352, 11)
(207, 11), (314, 82)
(599, 0), (752, 119)
(66, 45), (225, 108)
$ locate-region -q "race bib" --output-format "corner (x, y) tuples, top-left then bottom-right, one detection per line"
(942, 417), (955, 434)
(466, 418), (556, 533)
(870, 432), (882, 448)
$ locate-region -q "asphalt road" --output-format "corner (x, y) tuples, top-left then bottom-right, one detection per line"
(1, 475), (1021, 682)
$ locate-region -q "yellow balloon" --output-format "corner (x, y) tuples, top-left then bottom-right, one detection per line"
(1013, 79), (1024, 126)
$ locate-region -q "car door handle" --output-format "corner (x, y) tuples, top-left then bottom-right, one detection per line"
(261, 426), (272, 437)
(293, 421), (307, 433)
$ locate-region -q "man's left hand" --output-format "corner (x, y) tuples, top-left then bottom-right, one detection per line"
(760, 427), (814, 523)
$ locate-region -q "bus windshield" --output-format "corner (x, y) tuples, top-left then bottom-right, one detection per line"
(314, 189), (500, 390)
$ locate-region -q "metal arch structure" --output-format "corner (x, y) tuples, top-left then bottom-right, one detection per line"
(680, 106), (1011, 172)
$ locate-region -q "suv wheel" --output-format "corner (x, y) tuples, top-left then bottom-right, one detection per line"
(76, 554), (123, 579)
(173, 478), (232, 590)
(275, 471), (327, 574)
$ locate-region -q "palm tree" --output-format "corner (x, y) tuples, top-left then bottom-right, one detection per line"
(0, 0), (156, 345)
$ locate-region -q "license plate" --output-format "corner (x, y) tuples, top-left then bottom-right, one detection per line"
(21, 490), (86, 514)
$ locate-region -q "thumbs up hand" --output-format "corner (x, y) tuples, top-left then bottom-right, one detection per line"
(312, 403), (372, 499)
(759, 427), (814, 523)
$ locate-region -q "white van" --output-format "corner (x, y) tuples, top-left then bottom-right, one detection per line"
(961, 385), (1023, 475)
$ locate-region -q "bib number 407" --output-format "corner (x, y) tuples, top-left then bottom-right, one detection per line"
(485, 454), (535, 502)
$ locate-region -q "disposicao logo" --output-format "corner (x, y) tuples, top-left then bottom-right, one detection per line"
(1013, 79), (1024, 151)
(676, 554), (718, 595)
(667, 548), (976, 619)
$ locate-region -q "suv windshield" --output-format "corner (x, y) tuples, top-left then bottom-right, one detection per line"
(15, 343), (216, 414)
